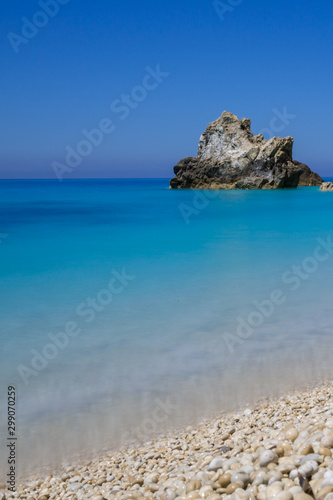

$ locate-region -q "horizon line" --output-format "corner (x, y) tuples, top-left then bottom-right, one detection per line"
(0, 177), (171, 181)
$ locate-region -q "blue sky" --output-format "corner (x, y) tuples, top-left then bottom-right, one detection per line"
(1, 0), (333, 179)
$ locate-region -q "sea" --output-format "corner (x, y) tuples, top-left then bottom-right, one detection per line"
(1, 178), (333, 478)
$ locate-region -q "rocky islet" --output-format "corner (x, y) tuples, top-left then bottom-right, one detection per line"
(320, 183), (333, 192)
(170, 112), (323, 190)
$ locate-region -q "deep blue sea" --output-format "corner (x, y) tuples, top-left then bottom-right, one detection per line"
(1, 178), (333, 476)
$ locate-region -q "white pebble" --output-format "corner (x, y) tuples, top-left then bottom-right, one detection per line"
(265, 483), (283, 498)
(289, 469), (298, 480)
(321, 478), (333, 487)
(288, 486), (303, 496)
(259, 451), (278, 467)
(275, 492), (293, 500)
(321, 436), (333, 448)
(298, 460), (319, 477)
(207, 457), (224, 471)
(230, 490), (249, 500)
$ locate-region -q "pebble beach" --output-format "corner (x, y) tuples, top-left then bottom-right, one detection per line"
(3, 381), (333, 500)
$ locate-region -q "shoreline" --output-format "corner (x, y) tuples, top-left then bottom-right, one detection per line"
(3, 380), (333, 500)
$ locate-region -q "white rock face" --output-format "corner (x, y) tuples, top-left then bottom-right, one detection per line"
(320, 182), (333, 191)
(197, 113), (262, 170)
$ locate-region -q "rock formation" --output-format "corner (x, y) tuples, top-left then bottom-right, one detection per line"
(170, 111), (322, 189)
(320, 182), (333, 191)
(296, 162), (323, 186)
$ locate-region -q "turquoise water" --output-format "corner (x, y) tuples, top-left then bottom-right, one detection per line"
(1, 179), (333, 476)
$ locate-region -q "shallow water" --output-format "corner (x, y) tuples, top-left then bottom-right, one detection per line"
(1, 178), (333, 478)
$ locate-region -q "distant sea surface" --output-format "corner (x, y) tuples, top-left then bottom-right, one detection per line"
(1, 178), (333, 477)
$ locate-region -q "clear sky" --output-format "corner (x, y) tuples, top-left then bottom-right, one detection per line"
(1, 0), (333, 179)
